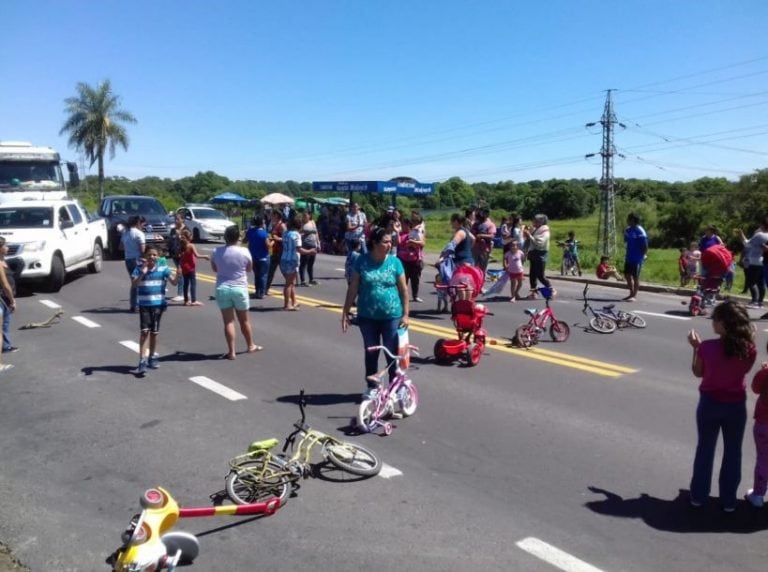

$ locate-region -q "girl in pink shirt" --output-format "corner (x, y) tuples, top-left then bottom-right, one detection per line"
(687, 299), (756, 511)
(746, 350), (768, 507)
(504, 240), (525, 301)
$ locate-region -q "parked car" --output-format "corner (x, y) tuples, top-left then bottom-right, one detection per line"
(0, 198), (107, 292)
(98, 195), (171, 258)
(176, 205), (235, 242)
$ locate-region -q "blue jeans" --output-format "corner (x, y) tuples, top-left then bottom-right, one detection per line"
(182, 271), (197, 303)
(357, 316), (399, 386)
(1, 298), (11, 351)
(690, 393), (747, 507)
(173, 257), (184, 296)
(253, 258), (269, 298)
(125, 258), (139, 310)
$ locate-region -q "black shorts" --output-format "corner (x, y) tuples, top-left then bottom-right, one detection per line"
(624, 262), (642, 278)
(139, 306), (165, 333)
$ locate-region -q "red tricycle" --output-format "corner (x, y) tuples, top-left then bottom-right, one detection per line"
(434, 265), (491, 366)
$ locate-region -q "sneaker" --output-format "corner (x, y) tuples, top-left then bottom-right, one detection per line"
(414, 297), (424, 303)
(4, 346), (19, 353)
(148, 354), (160, 369)
(136, 359), (148, 375)
(689, 495), (703, 507)
(747, 301), (760, 308)
(745, 490), (764, 508)
(299, 282), (308, 287)
(309, 280), (319, 285)
(363, 383), (381, 400)
(722, 505), (736, 513)
(171, 295), (184, 302)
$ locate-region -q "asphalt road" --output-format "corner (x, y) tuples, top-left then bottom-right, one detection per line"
(0, 251), (766, 571)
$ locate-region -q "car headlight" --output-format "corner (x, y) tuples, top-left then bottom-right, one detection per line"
(23, 240), (47, 252)
(200, 222), (214, 230)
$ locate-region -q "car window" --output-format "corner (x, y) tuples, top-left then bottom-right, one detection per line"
(67, 205), (83, 224)
(59, 206), (72, 224)
(0, 207), (54, 228)
(192, 208), (227, 220)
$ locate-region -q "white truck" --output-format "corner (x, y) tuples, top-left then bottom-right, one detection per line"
(0, 141), (79, 204)
(0, 198), (107, 292)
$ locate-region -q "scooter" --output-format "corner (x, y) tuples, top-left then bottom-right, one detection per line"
(108, 486), (281, 571)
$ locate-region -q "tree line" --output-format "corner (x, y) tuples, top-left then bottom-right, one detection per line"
(73, 168), (768, 251)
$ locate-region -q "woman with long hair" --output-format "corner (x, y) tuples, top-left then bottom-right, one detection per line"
(687, 299), (756, 511)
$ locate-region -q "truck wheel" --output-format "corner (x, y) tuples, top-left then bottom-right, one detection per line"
(47, 255), (66, 292)
(87, 243), (103, 273)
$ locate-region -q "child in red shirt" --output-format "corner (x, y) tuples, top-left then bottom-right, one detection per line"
(180, 229), (210, 306)
(746, 352), (768, 508)
(596, 256), (622, 281)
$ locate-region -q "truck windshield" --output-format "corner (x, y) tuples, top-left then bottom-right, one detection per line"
(110, 199), (167, 216)
(0, 207), (54, 228)
(0, 162), (63, 190)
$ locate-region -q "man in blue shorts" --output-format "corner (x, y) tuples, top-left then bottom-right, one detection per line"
(623, 213), (648, 302)
(131, 246), (178, 375)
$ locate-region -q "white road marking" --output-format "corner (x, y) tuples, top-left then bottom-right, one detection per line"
(633, 310), (691, 321)
(378, 463), (403, 479)
(334, 267), (346, 272)
(189, 376), (247, 401)
(39, 300), (61, 308)
(71, 316), (100, 328)
(120, 340), (141, 353)
(516, 537), (605, 572)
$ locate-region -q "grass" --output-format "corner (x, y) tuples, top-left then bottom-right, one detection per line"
(422, 211), (746, 292)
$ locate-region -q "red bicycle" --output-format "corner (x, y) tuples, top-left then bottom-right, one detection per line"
(513, 287), (570, 348)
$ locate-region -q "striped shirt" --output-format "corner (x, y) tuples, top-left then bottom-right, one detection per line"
(132, 265), (172, 307)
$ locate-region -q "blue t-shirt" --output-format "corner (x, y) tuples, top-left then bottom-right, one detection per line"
(281, 230), (301, 265)
(624, 225), (648, 264)
(353, 254), (404, 320)
(131, 264), (172, 307)
(246, 227), (269, 260)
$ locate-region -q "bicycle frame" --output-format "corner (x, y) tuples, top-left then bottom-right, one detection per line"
(525, 299), (557, 330)
(360, 344), (419, 434)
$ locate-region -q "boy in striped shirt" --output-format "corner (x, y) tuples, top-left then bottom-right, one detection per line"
(130, 246), (178, 375)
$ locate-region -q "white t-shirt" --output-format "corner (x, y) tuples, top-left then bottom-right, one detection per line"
(345, 211), (367, 239)
(212, 245), (252, 288)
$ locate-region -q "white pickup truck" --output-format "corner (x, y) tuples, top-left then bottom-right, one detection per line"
(0, 198), (107, 292)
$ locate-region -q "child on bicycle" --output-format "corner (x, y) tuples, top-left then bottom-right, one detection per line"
(563, 231), (582, 276)
(504, 240), (525, 301)
(131, 246), (178, 375)
(596, 256), (623, 281)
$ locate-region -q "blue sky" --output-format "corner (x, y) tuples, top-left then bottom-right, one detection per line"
(2, 0), (766, 184)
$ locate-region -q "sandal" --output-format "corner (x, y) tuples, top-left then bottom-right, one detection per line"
(247, 345), (264, 353)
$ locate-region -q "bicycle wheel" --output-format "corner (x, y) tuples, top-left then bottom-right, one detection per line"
(225, 460), (291, 506)
(399, 381), (419, 417)
(589, 315), (617, 334)
(625, 312), (647, 328)
(357, 399), (379, 433)
(549, 320), (570, 342)
(515, 324), (535, 348)
(323, 440), (382, 477)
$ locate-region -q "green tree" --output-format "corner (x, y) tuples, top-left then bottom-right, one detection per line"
(60, 79), (137, 201)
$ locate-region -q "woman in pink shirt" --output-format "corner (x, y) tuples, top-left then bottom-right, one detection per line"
(687, 300), (756, 511)
(745, 348), (768, 508)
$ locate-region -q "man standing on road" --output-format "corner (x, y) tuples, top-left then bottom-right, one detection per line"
(623, 213), (648, 302)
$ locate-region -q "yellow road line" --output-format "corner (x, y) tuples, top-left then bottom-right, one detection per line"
(195, 272), (636, 377)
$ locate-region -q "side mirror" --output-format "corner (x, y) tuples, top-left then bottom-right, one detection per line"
(60, 219), (75, 230)
(66, 162), (80, 188)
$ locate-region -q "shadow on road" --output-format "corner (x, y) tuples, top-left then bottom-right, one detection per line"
(585, 486), (768, 533)
(276, 392), (360, 406)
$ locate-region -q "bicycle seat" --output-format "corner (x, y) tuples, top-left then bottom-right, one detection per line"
(524, 308), (538, 316)
(248, 438), (279, 452)
(602, 304), (615, 311)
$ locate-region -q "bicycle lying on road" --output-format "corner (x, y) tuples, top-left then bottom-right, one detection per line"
(357, 344), (419, 436)
(225, 389), (382, 506)
(513, 287), (570, 348)
(581, 284), (646, 333)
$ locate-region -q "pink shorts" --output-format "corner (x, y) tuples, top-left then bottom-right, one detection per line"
(507, 272), (524, 281)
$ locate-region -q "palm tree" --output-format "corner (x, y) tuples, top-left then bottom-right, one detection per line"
(60, 79), (137, 201)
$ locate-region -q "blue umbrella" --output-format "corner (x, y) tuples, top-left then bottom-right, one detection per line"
(210, 192), (249, 204)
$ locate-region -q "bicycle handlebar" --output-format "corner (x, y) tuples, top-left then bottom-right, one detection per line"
(367, 344), (420, 360)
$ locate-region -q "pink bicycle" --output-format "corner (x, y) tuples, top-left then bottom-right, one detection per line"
(513, 287), (570, 348)
(357, 344), (419, 436)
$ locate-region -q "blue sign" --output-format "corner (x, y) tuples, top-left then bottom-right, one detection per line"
(312, 180), (435, 196)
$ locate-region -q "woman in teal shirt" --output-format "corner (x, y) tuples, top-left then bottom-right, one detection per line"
(342, 227), (410, 396)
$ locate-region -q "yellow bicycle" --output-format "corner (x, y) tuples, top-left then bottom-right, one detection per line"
(226, 390), (382, 505)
